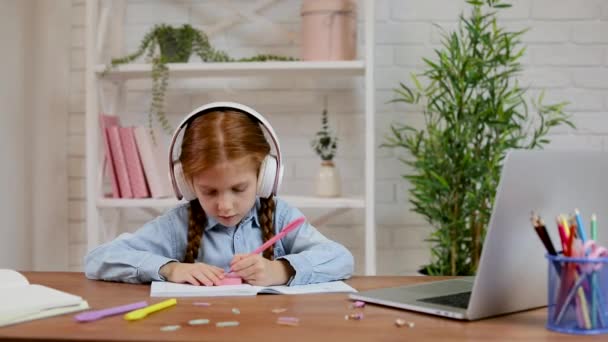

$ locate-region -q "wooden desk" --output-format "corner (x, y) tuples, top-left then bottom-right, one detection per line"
(0, 272), (601, 341)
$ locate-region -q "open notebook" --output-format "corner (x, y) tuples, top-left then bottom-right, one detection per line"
(151, 280), (357, 297)
(0, 270), (89, 327)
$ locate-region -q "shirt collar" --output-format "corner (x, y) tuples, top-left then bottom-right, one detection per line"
(204, 198), (261, 231)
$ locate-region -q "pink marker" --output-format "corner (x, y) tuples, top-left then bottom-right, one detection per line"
(251, 217), (306, 255)
(228, 216), (306, 276)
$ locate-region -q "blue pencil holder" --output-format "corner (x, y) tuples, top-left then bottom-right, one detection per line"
(546, 254), (608, 335)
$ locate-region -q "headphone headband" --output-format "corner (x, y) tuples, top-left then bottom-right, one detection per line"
(168, 102), (283, 199)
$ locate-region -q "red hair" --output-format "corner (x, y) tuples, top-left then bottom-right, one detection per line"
(180, 110), (276, 262)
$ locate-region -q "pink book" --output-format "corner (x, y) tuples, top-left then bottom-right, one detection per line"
(107, 126), (133, 198)
(119, 127), (150, 198)
(99, 114), (120, 198)
(133, 127), (173, 198)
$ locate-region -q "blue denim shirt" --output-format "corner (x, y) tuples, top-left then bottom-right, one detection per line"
(84, 197), (354, 285)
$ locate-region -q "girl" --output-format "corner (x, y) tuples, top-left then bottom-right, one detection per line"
(85, 102), (354, 286)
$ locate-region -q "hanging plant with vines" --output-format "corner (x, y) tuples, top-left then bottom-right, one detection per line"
(104, 24), (296, 138)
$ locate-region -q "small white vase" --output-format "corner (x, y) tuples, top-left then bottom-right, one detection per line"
(315, 161), (341, 197)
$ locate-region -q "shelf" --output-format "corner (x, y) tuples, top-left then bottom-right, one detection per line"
(86, 0), (376, 274)
(97, 195), (365, 209)
(282, 195), (365, 208)
(95, 60), (366, 81)
(97, 197), (183, 208)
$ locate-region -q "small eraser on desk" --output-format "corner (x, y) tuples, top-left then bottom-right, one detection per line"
(218, 277), (243, 286)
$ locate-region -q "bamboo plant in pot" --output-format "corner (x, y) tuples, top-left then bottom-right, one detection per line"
(383, 0), (574, 276)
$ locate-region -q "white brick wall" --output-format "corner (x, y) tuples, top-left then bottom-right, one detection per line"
(531, 0), (602, 19)
(67, 0), (608, 274)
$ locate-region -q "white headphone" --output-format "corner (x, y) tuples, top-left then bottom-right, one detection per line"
(168, 102), (284, 201)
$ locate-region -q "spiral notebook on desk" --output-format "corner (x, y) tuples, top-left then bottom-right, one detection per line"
(151, 280), (357, 297)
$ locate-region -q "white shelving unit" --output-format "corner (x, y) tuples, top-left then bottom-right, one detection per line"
(85, 0), (376, 275)
(96, 61), (366, 80)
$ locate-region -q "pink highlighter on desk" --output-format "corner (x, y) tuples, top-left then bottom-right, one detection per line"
(218, 216), (306, 286)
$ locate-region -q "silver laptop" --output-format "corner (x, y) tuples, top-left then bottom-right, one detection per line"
(350, 150), (608, 320)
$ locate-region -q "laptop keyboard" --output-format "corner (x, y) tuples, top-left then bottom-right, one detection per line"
(418, 291), (471, 309)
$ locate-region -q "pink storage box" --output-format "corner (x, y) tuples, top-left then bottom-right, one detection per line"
(300, 0), (357, 61)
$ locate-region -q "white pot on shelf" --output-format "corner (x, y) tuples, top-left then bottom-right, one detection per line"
(315, 160), (341, 197)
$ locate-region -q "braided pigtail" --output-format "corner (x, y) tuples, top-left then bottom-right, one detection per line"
(258, 197), (276, 260)
(184, 200), (207, 263)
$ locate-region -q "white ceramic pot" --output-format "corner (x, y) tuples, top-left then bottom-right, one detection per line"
(315, 161), (341, 197)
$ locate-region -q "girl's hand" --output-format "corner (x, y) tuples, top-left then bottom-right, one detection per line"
(159, 261), (225, 286)
(230, 254), (294, 286)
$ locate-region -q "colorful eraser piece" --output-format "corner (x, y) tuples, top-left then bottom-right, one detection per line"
(218, 277), (243, 286)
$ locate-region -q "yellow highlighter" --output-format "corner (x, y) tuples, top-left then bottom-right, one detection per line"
(124, 298), (177, 321)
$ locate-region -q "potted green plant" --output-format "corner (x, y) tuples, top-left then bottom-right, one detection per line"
(383, 0), (574, 276)
(311, 97), (340, 197)
(104, 24), (295, 138)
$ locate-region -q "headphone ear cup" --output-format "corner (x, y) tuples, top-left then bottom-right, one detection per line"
(276, 161), (283, 194)
(173, 162), (197, 201)
(257, 155), (277, 198)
